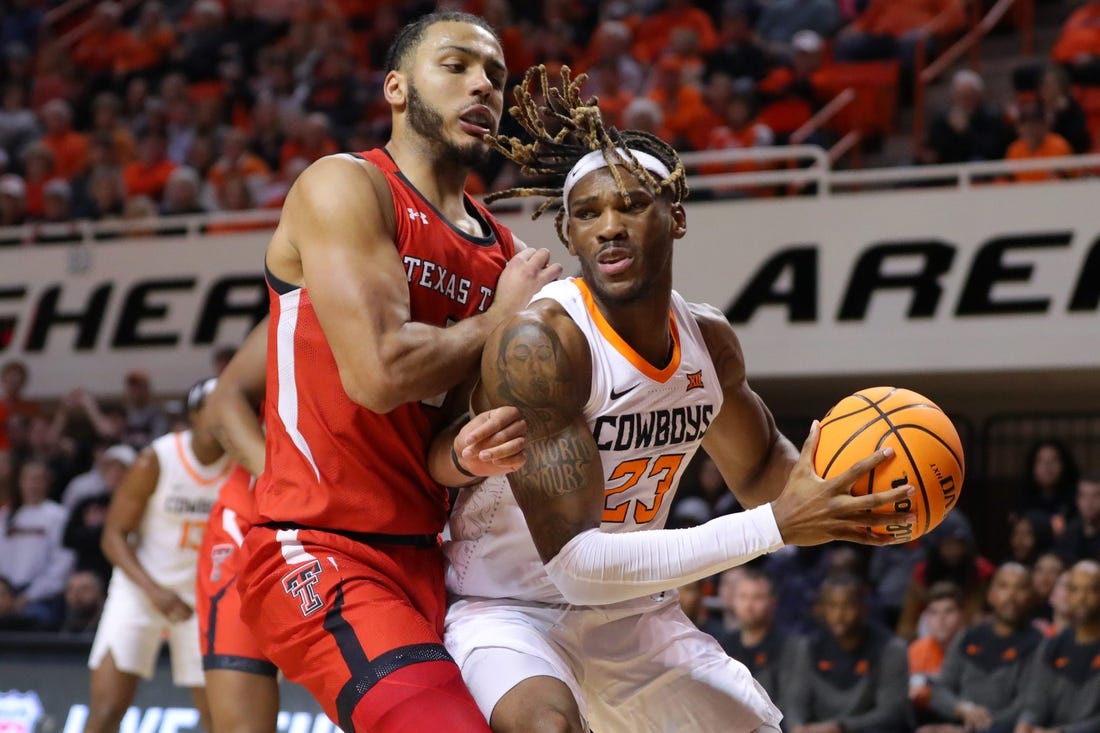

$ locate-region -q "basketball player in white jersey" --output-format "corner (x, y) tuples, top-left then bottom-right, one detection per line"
(441, 67), (917, 733)
(84, 378), (233, 733)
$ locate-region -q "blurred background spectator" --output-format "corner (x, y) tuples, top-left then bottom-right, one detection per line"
(783, 574), (912, 733)
(1016, 439), (1080, 533)
(907, 581), (965, 719)
(922, 563), (1041, 733)
(0, 459), (74, 630)
(897, 512), (995, 641)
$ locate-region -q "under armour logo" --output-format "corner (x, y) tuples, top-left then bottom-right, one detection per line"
(686, 371), (704, 391)
(408, 207), (429, 224)
(282, 559), (325, 617)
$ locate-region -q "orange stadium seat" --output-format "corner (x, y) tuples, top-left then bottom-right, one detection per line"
(813, 60), (901, 138)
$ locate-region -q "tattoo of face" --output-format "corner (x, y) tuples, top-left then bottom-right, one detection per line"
(495, 321), (572, 419)
(496, 319), (595, 503)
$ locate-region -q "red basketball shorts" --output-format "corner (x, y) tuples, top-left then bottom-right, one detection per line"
(237, 524), (490, 733)
(196, 500), (276, 676)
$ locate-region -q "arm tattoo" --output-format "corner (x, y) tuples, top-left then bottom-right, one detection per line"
(490, 318), (603, 558)
(494, 321), (573, 426)
(513, 429), (597, 498)
(495, 320), (592, 498)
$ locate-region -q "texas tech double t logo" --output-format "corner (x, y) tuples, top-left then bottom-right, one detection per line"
(282, 559), (325, 617)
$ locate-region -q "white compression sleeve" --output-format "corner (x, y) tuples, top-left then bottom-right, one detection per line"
(542, 504), (785, 606)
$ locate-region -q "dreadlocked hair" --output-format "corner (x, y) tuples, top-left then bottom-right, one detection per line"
(485, 64), (688, 246)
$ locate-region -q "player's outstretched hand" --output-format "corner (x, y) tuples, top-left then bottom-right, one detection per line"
(150, 585), (193, 624)
(489, 247), (563, 322)
(770, 420), (916, 547)
(455, 406), (527, 478)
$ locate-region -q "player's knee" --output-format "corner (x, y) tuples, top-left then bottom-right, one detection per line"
(83, 701), (129, 733)
(493, 707), (581, 733)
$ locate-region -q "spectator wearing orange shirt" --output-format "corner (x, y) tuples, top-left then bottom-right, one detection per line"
(70, 2), (130, 84)
(646, 56), (717, 150)
(206, 129), (271, 204)
(584, 61), (634, 129)
(757, 30), (825, 142)
(39, 100), (88, 181)
(20, 143), (59, 220)
(122, 131), (176, 200)
(1006, 102), (1074, 183)
(908, 582), (964, 720)
(1052, 0), (1100, 85)
(835, 0), (967, 75)
(703, 91), (775, 196)
(278, 112), (338, 172)
(634, 0), (720, 64)
(29, 40), (78, 112)
(706, 91), (776, 157)
(114, 1), (176, 82)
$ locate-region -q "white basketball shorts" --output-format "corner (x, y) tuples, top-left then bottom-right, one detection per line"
(89, 570), (203, 687)
(444, 592), (782, 732)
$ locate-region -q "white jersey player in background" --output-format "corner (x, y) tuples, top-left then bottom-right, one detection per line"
(84, 378), (232, 733)
(441, 67), (916, 733)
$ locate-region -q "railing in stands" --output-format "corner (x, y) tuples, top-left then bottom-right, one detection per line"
(827, 130), (862, 167)
(913, 0), (1035, 156)
(43, 0), (96, 28)
(788, 88), (857, 146)
(2, 150), (1098, 243)
(57, 0), (145, 47)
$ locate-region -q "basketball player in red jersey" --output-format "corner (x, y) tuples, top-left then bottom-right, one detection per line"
(196, 318), (276, 733)
(235, 11), (562, 733)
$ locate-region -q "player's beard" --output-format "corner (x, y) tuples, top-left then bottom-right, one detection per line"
(407, 82), (488, 170)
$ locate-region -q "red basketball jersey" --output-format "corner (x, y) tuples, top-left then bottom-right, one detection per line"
(217, 464), (257, 525)
(255, 149), (516, 535)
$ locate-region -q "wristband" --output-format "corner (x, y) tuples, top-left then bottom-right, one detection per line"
(451, 445), (479, 479)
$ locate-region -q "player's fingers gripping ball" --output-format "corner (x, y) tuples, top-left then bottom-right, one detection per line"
(813, 386), (965, 542)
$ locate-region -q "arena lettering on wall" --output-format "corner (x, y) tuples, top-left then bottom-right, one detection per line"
(1, 178), (1099, 397)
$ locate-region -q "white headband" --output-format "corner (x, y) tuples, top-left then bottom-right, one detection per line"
(561, 147), (672, 220)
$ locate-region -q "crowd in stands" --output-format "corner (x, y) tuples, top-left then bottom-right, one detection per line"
(1, 0), (1098, 724)
(1, 340), (1098, 733)
(671, 444), (1100, 733)
(0, 0), (1096, 240)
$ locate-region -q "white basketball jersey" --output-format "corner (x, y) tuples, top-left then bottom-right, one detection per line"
(136, 431), (232, 595)
(446, 278), (724, 603)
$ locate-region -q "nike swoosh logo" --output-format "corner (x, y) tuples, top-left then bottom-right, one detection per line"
(610, 384), (639, 400)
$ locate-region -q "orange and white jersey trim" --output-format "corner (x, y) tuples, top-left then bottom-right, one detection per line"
(445, 278), (723, 603)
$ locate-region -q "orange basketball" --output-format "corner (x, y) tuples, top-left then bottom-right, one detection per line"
(813, 386), (965, 542)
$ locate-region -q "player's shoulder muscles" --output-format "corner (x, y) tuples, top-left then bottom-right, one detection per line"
(284, 154), (395, 251)
(689, 301), (747, 392)
(481, 299), (591, 432)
